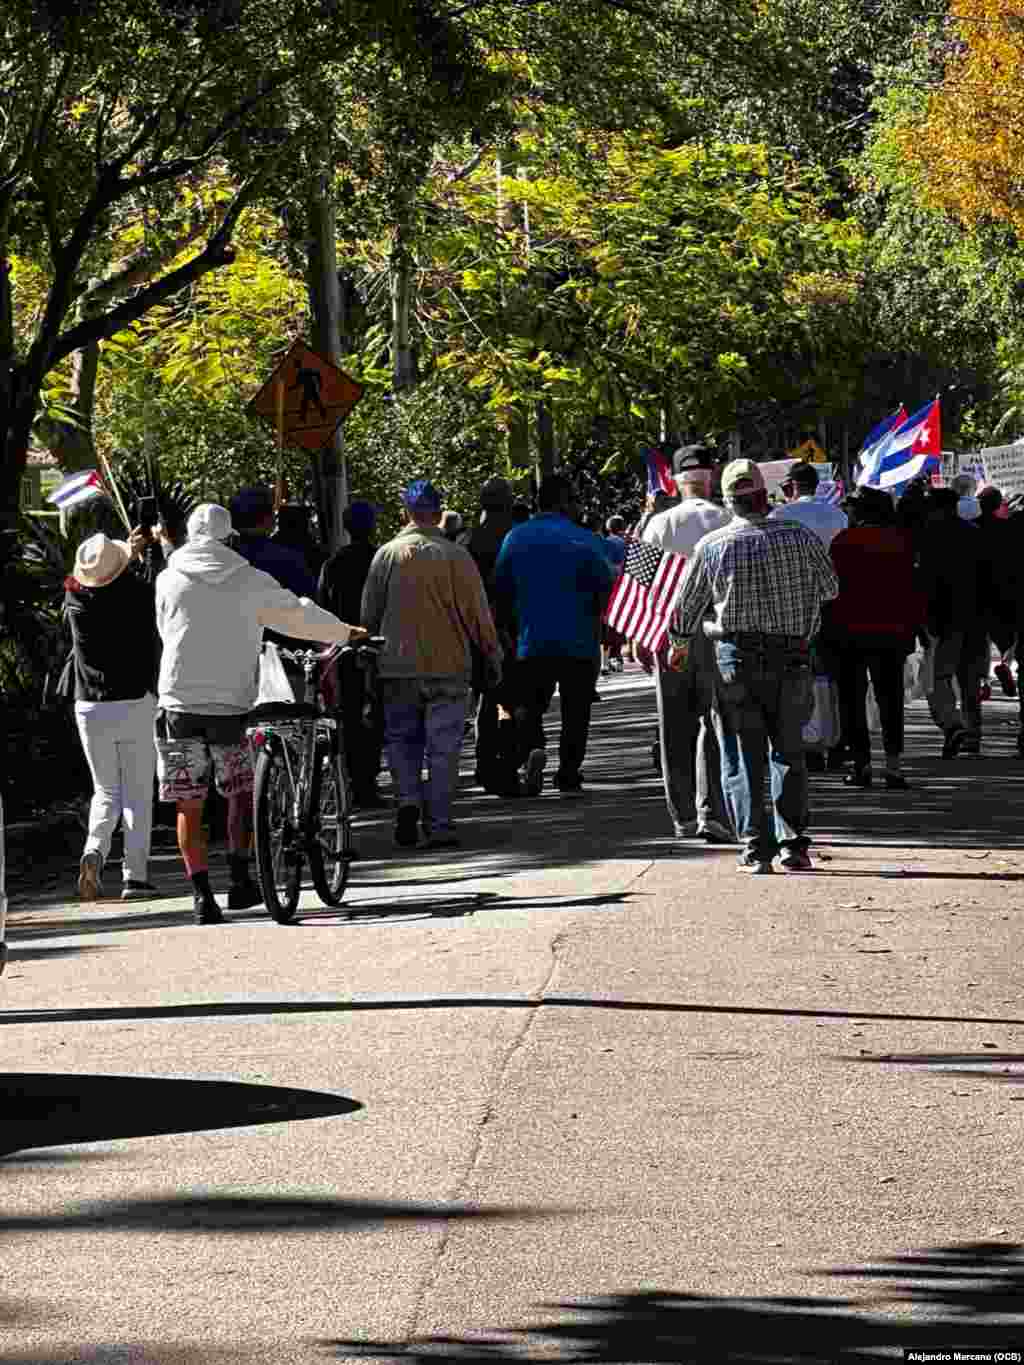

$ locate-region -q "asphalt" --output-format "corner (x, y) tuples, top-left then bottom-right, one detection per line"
(2, 667), (1024, 1364)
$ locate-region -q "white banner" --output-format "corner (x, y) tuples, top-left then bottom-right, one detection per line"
(980, 444), (1024, 497)
(757, 458), (799, 493)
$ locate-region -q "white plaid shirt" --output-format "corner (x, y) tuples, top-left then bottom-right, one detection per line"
(671, 514), (839, 641)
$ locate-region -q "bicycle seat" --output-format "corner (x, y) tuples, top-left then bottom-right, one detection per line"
(247, 702), (319, 725)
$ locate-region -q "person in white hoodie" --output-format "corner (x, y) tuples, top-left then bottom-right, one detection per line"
(155, 503), (365, 923)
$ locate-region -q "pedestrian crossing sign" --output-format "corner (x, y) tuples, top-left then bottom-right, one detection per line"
(249, 340), (364, 453)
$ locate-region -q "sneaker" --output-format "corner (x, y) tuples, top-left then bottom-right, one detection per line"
(737, 852), (773, 874)
(121, 880), (157, 901)
(941, 727), (969, 760)
(995, 663), (1017, 697)
(676, 820), (700, 839)
(193, 895), (224, 925)
(422, 834), (461, 850)
(227, 879), (263, 910)
(777, 849), (813, 873)
(394, 804), (420, 847)
(698, 819), (734, 845)
(843, 767), (873, 788)
(78, 851), (104, 901)
(523, 749), (547, 797)
(554, 772), (584, 796)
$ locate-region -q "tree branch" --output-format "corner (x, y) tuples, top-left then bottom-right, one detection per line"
(50, 140), (295, 366)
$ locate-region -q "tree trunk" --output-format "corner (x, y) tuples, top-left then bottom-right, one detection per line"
(536, 400), (556, 484)
(390, 234), (417, 394)
(307, 158), (347, 553)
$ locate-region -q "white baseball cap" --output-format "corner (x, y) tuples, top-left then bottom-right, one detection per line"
(186, 503), (234, 542)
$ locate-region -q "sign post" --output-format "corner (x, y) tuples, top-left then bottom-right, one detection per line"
(249, 340), (364, 534)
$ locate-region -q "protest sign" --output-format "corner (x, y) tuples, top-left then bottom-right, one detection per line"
(980, 444), (1024, 497)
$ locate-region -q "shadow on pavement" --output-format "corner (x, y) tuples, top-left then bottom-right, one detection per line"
(843, 1050), (1024, 1084)
(4, 995), (1024, 1029)
(0, 1073), (360, 1157)
(0, 1193), (566, 1235)
(323, 1240), (1024, 1363)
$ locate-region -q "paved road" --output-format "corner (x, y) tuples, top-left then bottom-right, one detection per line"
(3, 668), (1024, 1364)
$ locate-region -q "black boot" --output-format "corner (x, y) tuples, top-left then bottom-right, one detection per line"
(227, 853), (262, 910)
(191, 871), (224, 925)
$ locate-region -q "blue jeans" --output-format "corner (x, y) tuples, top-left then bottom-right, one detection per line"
(382, 681), (469, 836)
(711, 640), (813, 862)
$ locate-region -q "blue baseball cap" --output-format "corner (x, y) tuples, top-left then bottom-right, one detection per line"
(401, 479), (442, 511)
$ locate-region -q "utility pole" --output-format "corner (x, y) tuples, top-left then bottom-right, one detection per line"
(306, 139), (347, 552)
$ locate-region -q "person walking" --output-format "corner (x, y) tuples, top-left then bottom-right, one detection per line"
(360, 480), (502, 849)
(769, 461), (848, 546)
(318, 501), (385, 807)
(229, 485), (318, 598)
(918, 486), (988, 758)
(975, 484), (1018, 699)
(155, 504), (364, 923)
(66, 531), (160, 902)
(463, 476), (520, 797)
(669, 459), (839, 874)
(641, 457), (733, 843)
(494, 473), (616, 797)
(821, 487), (923, 790)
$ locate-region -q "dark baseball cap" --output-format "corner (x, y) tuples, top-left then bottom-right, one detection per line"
(782, 461), (819, 489)
(229, 485), (274, 527)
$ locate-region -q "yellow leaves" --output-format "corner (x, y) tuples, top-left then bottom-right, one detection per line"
(910, 0), (1024, 235)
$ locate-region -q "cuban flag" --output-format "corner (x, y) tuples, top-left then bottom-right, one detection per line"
(46, 469), (107, 510)
(857, 399), (941, 492)
(642, 445), (678, 498)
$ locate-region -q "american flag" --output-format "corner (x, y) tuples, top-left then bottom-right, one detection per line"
(604, 538), (687, 650)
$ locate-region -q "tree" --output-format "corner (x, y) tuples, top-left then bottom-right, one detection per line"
(0, 0), (470, 532)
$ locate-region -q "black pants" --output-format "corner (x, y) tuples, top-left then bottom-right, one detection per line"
(338, 652), (383, 801)
(834, 641), (908, 765)
(475, 657), (520, 791)
(515, 656), (596, 784)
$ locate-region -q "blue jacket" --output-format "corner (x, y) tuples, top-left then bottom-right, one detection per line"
(234, 533), (317, 599)
(494, 513), (616, 661)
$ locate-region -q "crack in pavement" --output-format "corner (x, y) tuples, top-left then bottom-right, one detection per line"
(404, 926), (571, 1342)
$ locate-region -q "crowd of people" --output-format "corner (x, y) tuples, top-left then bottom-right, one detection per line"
(58, 447), (1022, 920)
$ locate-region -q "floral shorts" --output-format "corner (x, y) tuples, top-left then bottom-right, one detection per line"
(155, 710), (254, 804)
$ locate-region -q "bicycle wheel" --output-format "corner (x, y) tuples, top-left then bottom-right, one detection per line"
(254, 746), (302, 924)
(308, 741), (353, 907)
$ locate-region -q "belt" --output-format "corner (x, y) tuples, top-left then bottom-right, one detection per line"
(720, 632), (808, 651)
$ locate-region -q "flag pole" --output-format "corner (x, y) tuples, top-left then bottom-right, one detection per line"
(97, 449), (132, 532)
(274, 378), (285, 512)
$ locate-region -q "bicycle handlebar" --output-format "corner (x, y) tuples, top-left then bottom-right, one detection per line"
(274, 637), (385, 665)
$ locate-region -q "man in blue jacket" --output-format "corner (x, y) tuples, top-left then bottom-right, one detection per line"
(494, 474), (616, 796)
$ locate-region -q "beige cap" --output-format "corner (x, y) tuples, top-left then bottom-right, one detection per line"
(720, 458), (766, 498)
(73, 533), (131, 588)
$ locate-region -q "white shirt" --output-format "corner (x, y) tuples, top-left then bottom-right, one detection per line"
(642, 498), (731, 558)
(769, 494), (848, 547)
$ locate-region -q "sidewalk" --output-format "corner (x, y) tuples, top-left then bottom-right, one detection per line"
(2, 666), (1023, 1364)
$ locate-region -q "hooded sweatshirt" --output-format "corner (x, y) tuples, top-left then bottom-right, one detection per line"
(156, 537), (354, 713)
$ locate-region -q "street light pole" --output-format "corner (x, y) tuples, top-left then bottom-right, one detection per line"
(306, 141), (347, 552)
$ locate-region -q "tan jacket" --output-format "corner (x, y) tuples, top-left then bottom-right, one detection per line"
(361, 526), (500, 682)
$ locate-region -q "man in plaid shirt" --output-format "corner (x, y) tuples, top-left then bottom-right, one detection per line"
(669, 459), (839, 874)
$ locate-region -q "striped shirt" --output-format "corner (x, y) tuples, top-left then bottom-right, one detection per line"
(671, 515), (839, 641)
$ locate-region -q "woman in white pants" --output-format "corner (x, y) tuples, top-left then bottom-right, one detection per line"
(66, 533), (159, 901)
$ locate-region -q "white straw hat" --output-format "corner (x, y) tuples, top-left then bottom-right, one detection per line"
(73, 533), (131, 588)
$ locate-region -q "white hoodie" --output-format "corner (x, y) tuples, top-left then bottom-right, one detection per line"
(156, 537), (353, 713)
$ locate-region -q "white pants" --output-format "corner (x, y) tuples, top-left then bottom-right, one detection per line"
(75, 696), (157, 883)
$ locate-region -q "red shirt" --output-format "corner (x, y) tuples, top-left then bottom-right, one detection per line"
(823, 526), (924, 640)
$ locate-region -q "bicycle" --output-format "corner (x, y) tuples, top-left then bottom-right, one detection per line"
(247, 637), (383, 924)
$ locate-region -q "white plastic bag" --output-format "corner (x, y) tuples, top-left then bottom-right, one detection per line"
(906, 644), (933, 702)
(803, 675), (841, 750)
(256, 643), (294, 705)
